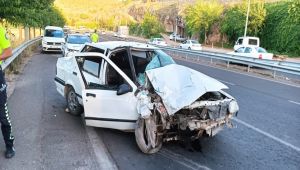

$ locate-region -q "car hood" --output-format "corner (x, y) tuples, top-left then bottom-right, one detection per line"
(145, 64), (228, 115)
(43, 37), (65, 43)
(66, 43), (84, 51)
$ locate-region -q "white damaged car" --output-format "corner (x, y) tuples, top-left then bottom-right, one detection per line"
(54, 41), (239, 154)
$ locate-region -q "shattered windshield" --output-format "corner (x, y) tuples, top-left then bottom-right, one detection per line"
(145, 50), (175, 70)
(137, 49), (175, 85)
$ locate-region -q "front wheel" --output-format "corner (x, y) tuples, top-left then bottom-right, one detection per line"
(135, 116), (162, 154)
(66, 87), (83, 116)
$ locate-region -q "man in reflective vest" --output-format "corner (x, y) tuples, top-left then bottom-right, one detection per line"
(0, 26), (15, 158)
(90, 29), (99, 43)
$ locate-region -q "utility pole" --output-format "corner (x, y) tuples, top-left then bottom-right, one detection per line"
(244, 0), (250, 37)
(175, 17), (178, 43)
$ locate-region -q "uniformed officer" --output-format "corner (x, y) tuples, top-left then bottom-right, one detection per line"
(90, 29), (99, 43)
(0, 26), (15, 159)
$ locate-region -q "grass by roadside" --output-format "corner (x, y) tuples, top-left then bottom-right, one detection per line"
(5, 41), (41, 97)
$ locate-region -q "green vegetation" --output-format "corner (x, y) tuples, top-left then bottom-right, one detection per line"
(0, 0), (65, 27)
(185, 0), (224, 43)
(220, 1), (266, 43)
(129, 13), (164, 38)
(183, 0), (299, 56)
(259, 0), (300, 57)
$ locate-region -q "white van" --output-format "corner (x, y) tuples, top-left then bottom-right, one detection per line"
(234, 37), (259, 50)
(42, 26), (65, 52)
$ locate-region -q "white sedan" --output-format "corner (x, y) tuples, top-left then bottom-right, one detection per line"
(179, 40), (202, 50)
(148, 38), (167, 46)
(62, 34), (91, 57)
(229, 46), (273, 60)
(55, 41), (239, 154)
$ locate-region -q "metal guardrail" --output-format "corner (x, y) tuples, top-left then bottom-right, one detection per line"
(2, 37), (42, 70)
(104, 34), (300, 77)
(156, 46), (300, 77)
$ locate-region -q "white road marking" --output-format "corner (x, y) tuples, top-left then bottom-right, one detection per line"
(218, 80), (235, 86)
(233, 118), (300, 152)
(288, 100), (300, 106)
(85, 127), (118, 170)
(158, 149), (211, 170)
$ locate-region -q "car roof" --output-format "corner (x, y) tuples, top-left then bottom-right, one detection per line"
(237, 36), (259, 39)
(67, 33), (89, 37)
(45, 26), (63, 30)
(85, 41), (158, 51)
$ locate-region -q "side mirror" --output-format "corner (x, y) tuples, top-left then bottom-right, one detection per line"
(117, 84), (132, 95)
(234, 50), (238, 52)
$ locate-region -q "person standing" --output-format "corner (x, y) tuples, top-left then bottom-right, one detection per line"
(90, 29), (99, 43)
(0, 26), (15, 159)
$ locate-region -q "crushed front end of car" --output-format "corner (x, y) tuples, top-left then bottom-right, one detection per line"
(134, 63), (239, 154)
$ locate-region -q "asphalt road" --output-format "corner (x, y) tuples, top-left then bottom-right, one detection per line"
(97, 35), (300, 169)
(0, 37), (299, 170)
(0, 51), (100, 170)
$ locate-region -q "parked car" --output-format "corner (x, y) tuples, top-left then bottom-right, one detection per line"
(234, 36), (259, 50)
(229, 46), (273, 60)
(179, 40), (202, 50)
(62, 34), (91, 57)
(54, 41), (239, 154)
(117, 33), (127, 38)
(169, 33), (177, 40)
(42, 26), (65, 52)
(169, 33), (186, 42)
(148, 38), (167, 46)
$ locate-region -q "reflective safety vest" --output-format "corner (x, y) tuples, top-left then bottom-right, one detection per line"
(0, 26), (11, 65)
(91, 33), (99, 43)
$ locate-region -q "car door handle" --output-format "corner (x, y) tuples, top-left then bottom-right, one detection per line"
(86, 93), (96, 97)
(73, 71), (77, 75)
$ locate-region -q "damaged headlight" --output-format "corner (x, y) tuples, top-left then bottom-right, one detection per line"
(228, 100), (239, 115)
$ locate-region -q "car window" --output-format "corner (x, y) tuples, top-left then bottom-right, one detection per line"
(45, 29), (64, 38)
(191, 40), (199, 44)
(236, 47), (245, 53)
(182, 41), (186, 44)
(256, 47), (267, 53)
(109, 49), (135, 82)
(67, 35), (91, 44)
(81, 45), (105, 53)
(104, 61), (130, 90)
(248, 39), (258, 45)
(83, 59), (100, 77)
(76, 56), (102, 89)
(238, 38), (243, 45)
(244, 47), (252, 53)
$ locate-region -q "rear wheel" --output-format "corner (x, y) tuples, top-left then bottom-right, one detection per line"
(66, 87), (83, 116)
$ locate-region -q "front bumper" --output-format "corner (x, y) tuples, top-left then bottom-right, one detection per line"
(42, 44), (62, 52)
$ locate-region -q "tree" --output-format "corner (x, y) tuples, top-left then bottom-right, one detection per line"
(184, 0), (223, 43)
(260, 1), (300, 56)
(0, 0), (65, 27)
(220, 7), (245, 42)
(220, 0), (266, 43)
(140, 13), (164, 38)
